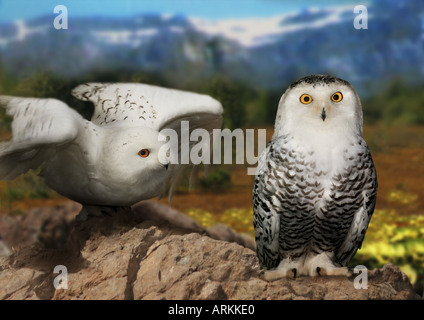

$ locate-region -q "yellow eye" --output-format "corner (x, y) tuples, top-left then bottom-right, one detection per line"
(300, 94), (312, 104)
(138, 149), (150, 158)
(331, 92), (343, 102)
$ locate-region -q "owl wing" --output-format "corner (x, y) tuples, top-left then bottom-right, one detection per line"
(71, 82), (223, 132)
(0, 96), (84, 180)
(335, 146), (378, 266)
(253, 142), (281, 269)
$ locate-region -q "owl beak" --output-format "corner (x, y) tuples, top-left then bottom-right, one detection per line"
(321, 108), (326, 121)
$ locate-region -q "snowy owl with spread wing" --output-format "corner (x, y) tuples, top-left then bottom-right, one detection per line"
(253, 75), (377, 279)
(0, 83), (222, 220)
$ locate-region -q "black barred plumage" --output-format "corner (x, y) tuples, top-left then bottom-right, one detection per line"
(253, 135), (377, 269)
(253, 75), (378, 276)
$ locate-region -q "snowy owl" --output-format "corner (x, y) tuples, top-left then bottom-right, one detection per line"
(0, 83), (222, 220)
(253, 75), (377, 279)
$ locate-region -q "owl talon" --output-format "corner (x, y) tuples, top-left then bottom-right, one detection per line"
(291, 268), (297, 279)
(316, 267), (321, 276)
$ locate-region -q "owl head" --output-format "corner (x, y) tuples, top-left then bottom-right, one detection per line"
(274, 75), (363, 138)
(98, 126), (170, 204)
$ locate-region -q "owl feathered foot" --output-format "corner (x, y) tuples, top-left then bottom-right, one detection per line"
(263, 258), (302, 280)
(304, 252), (351, 277)
(263, 252), (352, 280)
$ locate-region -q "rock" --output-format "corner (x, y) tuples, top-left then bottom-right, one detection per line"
(205, 223), (256, 252)
(0, 201), (255, 255)
(132, 202), (256, 251)
(0, 202), (420, 300)
(132, 201), (203, 233)
(0, 202), (79, 253)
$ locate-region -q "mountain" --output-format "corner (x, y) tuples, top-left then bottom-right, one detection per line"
(0, 0), (422, 94)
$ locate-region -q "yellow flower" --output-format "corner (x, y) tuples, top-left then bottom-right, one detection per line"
(399, 265), (417, 285)
(387, 190), (418, 204)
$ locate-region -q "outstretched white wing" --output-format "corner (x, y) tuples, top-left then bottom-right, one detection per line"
(71, 82), (223, 132)
(0, 96), (83, 180)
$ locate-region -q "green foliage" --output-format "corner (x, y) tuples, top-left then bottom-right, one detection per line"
(363, 80), (424, 126)
(0, 66), (15, 131)
(249, 90), (281, 126)
(0, 170), (57, 215)
(0, 106), (12, 132)
(203, 76), (252, 129)
(198, 167), (232, 193)
(3, 187), (26, 202)
(22, 170), (55, 198)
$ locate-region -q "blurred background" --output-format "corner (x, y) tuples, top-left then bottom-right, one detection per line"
(0, 0), (423, 294)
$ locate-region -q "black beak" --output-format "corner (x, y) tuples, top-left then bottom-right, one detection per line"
(321, 108), (326, 121)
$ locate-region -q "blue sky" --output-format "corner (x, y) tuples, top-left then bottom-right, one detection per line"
(0, 0), (360, 22)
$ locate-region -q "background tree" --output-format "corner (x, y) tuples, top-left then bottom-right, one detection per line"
(203, 76), (253, 129)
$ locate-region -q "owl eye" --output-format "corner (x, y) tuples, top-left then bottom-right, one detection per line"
(138, 149), (150, 158)
(300, 94), (313, 104)
(331, 92), (343, 102)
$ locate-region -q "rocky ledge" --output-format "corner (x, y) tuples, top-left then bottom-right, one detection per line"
(0, 201), (420, 300)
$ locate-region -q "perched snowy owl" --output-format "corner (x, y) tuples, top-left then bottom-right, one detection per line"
(253, 75), (377, 279)
(0, 83), (222, 219)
